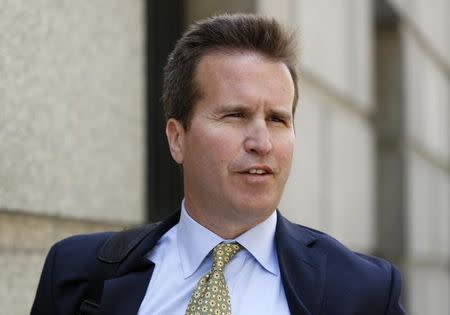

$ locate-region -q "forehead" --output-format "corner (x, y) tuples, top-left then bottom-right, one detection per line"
(196, 50), (290, 83)
(194, 51), (295, 110)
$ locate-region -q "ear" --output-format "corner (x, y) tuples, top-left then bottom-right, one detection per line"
(166, 118), (185, 164)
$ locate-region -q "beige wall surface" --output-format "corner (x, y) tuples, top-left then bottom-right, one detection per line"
(0, 1), (145, 314)
(395, 0), (450, 313)
(0, 0), (145, 223)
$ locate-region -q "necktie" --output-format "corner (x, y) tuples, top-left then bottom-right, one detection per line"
(185, 242), (242, 315)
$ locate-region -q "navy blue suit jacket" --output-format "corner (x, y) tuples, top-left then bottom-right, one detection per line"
(31, 211), (406, 314)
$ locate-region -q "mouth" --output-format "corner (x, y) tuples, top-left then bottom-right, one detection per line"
(239, 165), (274, 176)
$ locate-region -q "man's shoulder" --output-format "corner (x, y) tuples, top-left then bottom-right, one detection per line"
(283, 219), (394, 275)
(286, 220), (401, 298)
(278, 218), (404, 313)
(53, 231), (115, 254)
(285, 220), (389, 262)
(48, 231), (116, 275)
(315, 225), (390, 263)
(55, 230), (115, 249)
(291, 222), (395, 270)
(49, 221), (163, 269)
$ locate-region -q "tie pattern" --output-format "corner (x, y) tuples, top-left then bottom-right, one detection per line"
(185, 242), (242, 315)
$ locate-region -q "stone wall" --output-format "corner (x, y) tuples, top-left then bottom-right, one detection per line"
(390, 0), (449, 313)
(0, 1), (145, 314)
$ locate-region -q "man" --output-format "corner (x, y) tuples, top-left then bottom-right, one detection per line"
(31, 14), (405, 315)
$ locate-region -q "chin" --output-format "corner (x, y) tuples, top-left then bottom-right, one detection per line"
(230, 198), (278, 220)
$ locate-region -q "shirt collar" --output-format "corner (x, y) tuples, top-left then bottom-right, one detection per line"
(235, 210), (278, 276)
(177, 200), (279, 278)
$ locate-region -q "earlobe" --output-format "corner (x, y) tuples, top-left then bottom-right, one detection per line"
(166, 118), (185, 164)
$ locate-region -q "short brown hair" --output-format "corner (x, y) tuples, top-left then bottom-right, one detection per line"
(163, 13), (299, 129)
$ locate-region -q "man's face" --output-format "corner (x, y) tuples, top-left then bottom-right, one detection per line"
(166, 51), (295, 227)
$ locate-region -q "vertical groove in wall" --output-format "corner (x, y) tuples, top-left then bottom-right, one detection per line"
(146, 0), (184, 222)
(319, 97), (331, 231)
(374, 0), (407, 277)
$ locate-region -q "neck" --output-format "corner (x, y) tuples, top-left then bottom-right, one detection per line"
(184, 200), (274, 239)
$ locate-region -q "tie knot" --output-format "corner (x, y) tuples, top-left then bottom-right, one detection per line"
(212, 242), (241, 271)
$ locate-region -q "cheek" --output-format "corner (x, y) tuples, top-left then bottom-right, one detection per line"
(276, 134), (295, 159)
(190, 132), (236, 170)
(275, 137), (295, 176)
(209, 139), (236, 168)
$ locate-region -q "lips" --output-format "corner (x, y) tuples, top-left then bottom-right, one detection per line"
(238, 165), (274, 175)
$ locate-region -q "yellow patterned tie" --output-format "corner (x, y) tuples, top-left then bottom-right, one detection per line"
(185, 242), (242, 315)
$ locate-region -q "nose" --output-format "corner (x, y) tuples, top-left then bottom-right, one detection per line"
(244, 120), (272, 155)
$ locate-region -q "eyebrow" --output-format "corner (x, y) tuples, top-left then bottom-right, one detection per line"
(214, 104), (249, 114)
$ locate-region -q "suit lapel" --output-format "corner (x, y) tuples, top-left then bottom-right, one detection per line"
(99, 211), (181, 315)
(276, 212), (327, 315)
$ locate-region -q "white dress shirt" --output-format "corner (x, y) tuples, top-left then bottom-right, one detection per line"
(136, 201), (290, 315)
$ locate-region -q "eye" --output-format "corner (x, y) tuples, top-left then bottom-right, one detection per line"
(268, 115), (286, 124)
(224, 112), (245, 118)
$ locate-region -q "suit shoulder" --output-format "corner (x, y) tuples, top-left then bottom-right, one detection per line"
(53, 231), (115, 255)
(282, 220), (396, 279)
(48, 231), (116, 276)
(289, 223), (402, 311)
(313, 227), (393, 274)
(291, 224), (404, 314)
(290, 223), (392, 271)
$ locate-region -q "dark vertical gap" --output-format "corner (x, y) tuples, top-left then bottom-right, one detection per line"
(374, 0), (407, 306)
(146, 0), (184, 222)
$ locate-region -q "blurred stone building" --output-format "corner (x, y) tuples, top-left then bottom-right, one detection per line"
(0, 1), (448, 314)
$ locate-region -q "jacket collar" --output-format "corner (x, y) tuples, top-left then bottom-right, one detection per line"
(276, 211), (327, 315)
(100, 211), (180, 315)
(100, 210), (327, 315)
